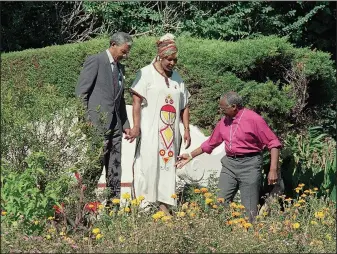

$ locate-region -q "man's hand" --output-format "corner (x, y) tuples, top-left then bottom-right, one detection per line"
(184, 129), (191, 149)
(268, 168), (278, 185)
(125, 126), (140, 143)
(175, 153), (192, 169)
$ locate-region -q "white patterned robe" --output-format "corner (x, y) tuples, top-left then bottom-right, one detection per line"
(130, 64), (190, 206)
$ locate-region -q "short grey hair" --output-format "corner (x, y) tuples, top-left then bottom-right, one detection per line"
(110, 32), (133, 46)
(221, 91), (243, 108)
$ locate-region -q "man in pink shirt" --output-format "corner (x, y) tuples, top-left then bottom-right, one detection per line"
(176, 91), (282, 222)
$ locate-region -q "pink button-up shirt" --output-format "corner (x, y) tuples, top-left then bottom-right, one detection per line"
(201, 108), (282, 156)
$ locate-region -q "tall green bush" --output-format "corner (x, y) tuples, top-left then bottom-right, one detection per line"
(2, 35), (335, 134)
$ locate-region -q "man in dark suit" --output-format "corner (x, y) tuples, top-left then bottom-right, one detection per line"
(75, 32), (133, 198)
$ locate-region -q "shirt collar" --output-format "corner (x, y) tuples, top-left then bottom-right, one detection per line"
(232, 108), (245, 120)
(106, 49), (116, 65)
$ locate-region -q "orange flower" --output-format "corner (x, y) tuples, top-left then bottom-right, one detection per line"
(84, 201), (101, 213)
(171, 194), (177, 199)
(200, 187), (208, 193)
(53, 203), (65, 214)
(217, 198), (224, 203)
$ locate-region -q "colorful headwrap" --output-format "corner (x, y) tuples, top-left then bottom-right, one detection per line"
(156, 33), (178, 58)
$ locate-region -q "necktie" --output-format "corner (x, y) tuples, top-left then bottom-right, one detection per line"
(112, 62), (119, 91)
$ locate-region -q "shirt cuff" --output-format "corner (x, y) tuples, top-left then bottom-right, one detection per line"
(267, 139), (282, 150)
(201, 141), (213, 154)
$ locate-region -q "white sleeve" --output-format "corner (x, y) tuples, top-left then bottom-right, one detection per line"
(130, 69), (148, 106)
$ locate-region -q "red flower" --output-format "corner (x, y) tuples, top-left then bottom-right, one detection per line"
(53, 203), (65, 214)
(74, 172), (81, 182)
(84, 201), (101, 213)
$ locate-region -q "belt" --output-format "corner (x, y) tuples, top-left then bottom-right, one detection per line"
(227, 152), (261, 159)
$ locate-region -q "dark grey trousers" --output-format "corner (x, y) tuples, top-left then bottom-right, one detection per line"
(102, 120), (122, 199)
(217, 154), (263, 222)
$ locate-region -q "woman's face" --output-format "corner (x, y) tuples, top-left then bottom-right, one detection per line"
(161, 53), (178, 72)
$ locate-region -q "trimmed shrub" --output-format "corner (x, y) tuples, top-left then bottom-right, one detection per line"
(2, 35), (335, 135)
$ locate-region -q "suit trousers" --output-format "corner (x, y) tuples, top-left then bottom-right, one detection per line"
(102, 115), (122, 198)
(217, 154), (263, 222)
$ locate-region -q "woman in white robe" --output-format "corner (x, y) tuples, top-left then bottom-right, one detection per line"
(128, 34), (191, 214)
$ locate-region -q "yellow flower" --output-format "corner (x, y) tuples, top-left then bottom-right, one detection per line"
(47, 216), (54, 220)
(212, 205), (218, 209)
(189, 212), (196, 218)
(204, 192), (212, 198)
(176, 212), (186, 217)
(131, 199), (140, 206)
(124, 207), (131, 213)
(98, 204), (104, 210)
(137, 195), (145, 202)
(217, 198), (224, 203)
(161, 216), (172, 222)
(304, 190), (310, 194)
(263, 211), (268, 217)
(48, 228), (56, 233)
(171, 193), (177, 199)
(314, 211), (324, 219)
(122, 193), (131, 200)
(200, 187), (208, 193)
(118, 236), (125, 243)
(194, 189), (201, 194)
(237, 218), (246, 223)
(237, 204), (245, 209)
(152, 211), (165, 220)
(45, 234), (52, 240)
(298, 199), (306, 204)
(284, 198), (292, 202)
(310, 220), (318, 225)
(243, 222), (252, 229)
(294, 203), (301, 207)
(112, 198), (120, 204)
(181, 203), (189, 211)
(300, 194), (307, 198)
(1, 211), (7, 216)
(190, 202), (198, 207)
(298, 183), (305, 188)
(96, 233), (103, 240)
(292, 222), (300, 229)
(109, 211), (114, 216)
(232, 211), (241, 217)
(205, 198), (213, 205)
(255, 215), (262, 220)
(33, 220), (39, 225)
(92, 228), (100, 235)
(313, 187), (318, 191)
(295, 188), (301, 193)
(229, 202), (237, 209)
(60, 232), (66, 236)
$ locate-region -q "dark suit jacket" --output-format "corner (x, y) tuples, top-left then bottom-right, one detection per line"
(75, 51), (130, 134)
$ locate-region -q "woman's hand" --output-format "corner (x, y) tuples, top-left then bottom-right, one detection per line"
(175, 153), (192, 169)
(184, 129), (191, 149)
(125, 126), (140, 143)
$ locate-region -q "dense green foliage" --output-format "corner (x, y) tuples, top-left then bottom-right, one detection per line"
(2, 1), (336, 61)
(2, 36), (335, 135)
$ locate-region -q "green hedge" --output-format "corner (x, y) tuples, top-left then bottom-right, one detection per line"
(2, 35), (335, 135)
